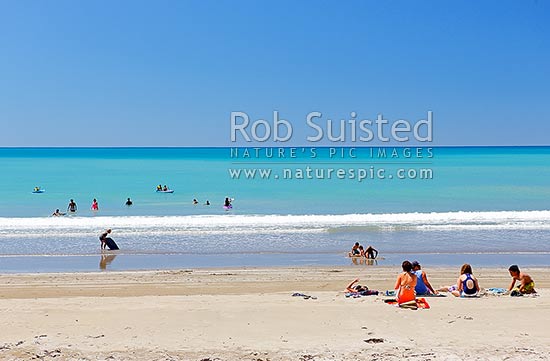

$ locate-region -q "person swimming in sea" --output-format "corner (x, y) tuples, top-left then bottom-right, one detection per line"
(193, 199), (198, 205)
(51, 209), (66, 217)
(125, 198), (133, 206)
(205, 200), (210, 205)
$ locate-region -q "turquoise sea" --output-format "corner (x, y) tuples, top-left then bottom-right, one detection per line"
(1, 146), (549, 272)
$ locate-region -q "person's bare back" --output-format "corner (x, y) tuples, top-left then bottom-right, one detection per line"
(508, 265), (536, 294)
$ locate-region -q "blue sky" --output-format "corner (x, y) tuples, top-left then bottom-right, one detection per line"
(0, 0), (549, 146)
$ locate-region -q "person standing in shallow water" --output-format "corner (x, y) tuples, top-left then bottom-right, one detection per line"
(91, 198), (99, 211)
(99, 229), (119, 250)
(99, 229), (111, 249)
(67, 199), (77, 213)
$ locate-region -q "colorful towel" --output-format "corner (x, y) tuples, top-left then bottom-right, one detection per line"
(416, 298), (430, 309)
(384, 298), (430, 309)
(487, 288), (507, 295)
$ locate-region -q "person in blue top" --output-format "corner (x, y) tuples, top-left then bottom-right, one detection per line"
(412, 261), (436, 295)
(452, 263), (480, 297)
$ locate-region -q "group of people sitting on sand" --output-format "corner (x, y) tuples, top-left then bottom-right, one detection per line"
(348, 242), (378, 259)
(391, 261), (536, 305)
(345, 260), (537, 305)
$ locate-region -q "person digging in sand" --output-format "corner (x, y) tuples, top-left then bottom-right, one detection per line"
(508, 264), (536, 295)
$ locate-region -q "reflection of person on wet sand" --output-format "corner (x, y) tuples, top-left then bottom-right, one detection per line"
(351, 257), (378, 266)
(365, 258), (377, 265)
(99, 254), (117, 270)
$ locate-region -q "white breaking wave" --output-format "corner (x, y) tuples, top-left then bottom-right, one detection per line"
(0, 210), (549, 237)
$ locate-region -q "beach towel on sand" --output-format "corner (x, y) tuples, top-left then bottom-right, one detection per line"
(421, 293), (446, 297)
(384, 298), (430, 309)
(487, 288), (507, 295)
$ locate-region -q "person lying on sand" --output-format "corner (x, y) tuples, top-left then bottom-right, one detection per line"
(346, 278), (368, 293)
(345, 278), (378, 296)
(508, 265), (536, 295)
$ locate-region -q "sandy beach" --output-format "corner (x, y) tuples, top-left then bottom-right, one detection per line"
(0, 266), (549, 360)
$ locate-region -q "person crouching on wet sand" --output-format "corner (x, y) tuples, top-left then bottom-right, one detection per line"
(349, 242), (361, 257)
(508, 265), (536, 295)
(365, 245), (378, 259)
